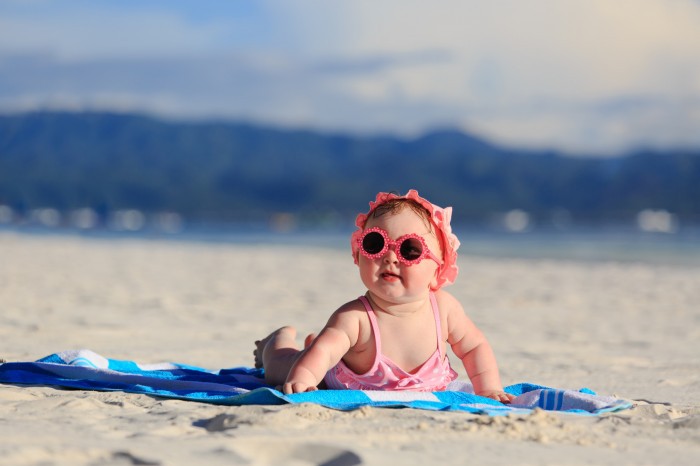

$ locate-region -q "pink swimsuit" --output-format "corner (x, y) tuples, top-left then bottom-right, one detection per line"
(324, 293), (458, 391)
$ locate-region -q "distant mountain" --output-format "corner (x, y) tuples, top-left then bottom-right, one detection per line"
(1, 111), (698, 228)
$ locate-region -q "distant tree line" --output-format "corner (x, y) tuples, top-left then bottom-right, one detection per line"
(1, 111), (699, 227)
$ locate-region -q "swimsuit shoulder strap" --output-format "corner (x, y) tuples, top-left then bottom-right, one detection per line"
(358, 295), (382, 356)
(429, 292), (445, 358)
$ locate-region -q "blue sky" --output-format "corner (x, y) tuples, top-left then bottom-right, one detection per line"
(1, 0), (699, 155)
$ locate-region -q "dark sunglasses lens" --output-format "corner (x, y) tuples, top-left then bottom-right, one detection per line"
(399, 238), (423, 261)
(362, 231), (385, 255)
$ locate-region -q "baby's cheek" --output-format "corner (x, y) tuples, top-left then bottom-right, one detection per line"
(357, 260), (377, 282)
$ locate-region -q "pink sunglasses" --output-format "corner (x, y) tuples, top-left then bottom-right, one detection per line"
(357, 227), (442, 266)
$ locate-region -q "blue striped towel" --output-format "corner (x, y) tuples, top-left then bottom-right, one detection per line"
(0, 349), (632, 415)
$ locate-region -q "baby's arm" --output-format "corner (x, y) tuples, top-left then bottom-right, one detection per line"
(441, 292), (515, 403)
(282, 306), (359, 394)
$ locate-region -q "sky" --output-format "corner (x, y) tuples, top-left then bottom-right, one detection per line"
(1, 0), (699, 155)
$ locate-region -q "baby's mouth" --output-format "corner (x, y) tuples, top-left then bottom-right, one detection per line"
(380, 271), (402, 281)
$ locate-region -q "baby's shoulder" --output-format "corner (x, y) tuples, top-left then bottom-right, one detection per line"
(433, 289), (464, 316)
(328, 298), (369, 324)
(335, 297), (368, 313)
(435, 290), (462, 308)
(328, 298), (372, 346)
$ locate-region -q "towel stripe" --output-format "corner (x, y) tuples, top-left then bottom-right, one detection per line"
(538, 389), (566, 410)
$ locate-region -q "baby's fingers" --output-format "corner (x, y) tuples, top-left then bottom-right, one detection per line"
(281, 382), (318, 394)
(281, 382), (301, 394)
(478, 390), (516, 404)
(496, 392), (516, 404)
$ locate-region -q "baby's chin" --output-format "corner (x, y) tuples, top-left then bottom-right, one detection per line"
(367, 287), (432, 305)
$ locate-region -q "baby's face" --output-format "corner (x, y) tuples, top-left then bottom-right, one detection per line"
(358, 208), (441, 305)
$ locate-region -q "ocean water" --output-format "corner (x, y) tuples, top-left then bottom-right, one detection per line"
(452, 229), (700, 266)
(130, 220), (699, 266)
(3, 225), (700, 267)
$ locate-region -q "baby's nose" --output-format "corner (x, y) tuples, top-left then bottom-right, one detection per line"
(383, 248), (399, 263)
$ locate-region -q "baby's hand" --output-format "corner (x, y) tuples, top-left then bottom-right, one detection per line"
(280, 382), (318, 394)
(477, 390), (516, 404)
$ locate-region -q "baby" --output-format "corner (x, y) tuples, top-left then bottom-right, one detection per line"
(254, 190), (514, 403)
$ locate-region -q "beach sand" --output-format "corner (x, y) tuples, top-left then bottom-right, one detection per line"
(1, 232), (699, 465)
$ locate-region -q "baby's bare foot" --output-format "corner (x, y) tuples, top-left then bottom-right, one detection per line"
(252, 326), (303, 386)
(253, 338), (268, 369)
(253, 326), (298, 369)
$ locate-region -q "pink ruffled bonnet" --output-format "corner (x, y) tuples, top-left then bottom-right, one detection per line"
(350, 190), (460, 289)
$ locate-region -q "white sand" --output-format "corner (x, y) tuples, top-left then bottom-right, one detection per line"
(1, 232), (699, 465)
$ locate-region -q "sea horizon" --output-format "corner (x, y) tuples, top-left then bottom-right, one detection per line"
(3, 222), (699, 267)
